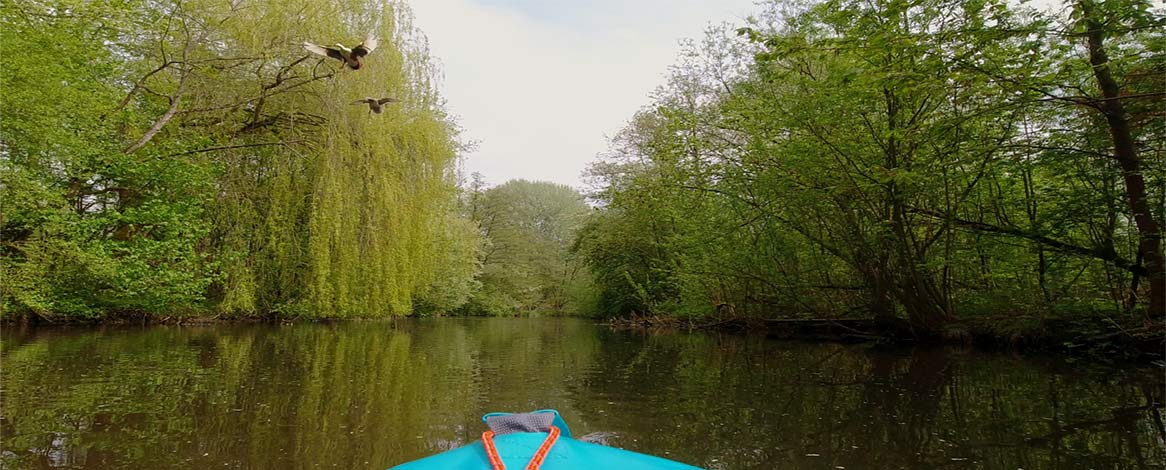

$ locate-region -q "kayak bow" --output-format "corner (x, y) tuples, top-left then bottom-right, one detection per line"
(390, 410), (701, 470)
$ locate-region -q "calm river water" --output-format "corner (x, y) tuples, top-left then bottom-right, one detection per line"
(1, 318), (1163, 469)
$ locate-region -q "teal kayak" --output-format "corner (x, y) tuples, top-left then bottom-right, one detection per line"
(390, 410), (701, 470)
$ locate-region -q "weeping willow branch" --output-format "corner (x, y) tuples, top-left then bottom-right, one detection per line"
(237, 112), (327, 134)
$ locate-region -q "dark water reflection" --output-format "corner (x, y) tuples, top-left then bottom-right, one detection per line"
(1, 318), (1163, 469)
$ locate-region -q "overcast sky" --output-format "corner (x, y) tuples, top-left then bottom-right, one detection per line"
(408, 0), (758, 189)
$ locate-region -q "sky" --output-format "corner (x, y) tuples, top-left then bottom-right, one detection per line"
(407, 0), (758, 189)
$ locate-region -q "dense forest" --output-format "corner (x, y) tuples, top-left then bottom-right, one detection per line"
(576, 0), (1164, 343)
(2, 0), (1163, 349)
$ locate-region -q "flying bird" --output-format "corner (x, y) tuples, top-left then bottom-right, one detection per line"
(352, 97), (399, 114)
(303, 35), (378, 70)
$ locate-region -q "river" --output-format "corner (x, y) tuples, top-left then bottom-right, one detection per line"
(1, 318), (1163, 469)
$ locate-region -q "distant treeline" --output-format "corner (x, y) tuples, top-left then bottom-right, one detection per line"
(574, 0), (1164, 337)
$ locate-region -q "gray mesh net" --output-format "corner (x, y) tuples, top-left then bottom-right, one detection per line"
(485, 412), (556, 435)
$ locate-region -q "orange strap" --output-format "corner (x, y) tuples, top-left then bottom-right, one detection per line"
(481, 425), (561, 470)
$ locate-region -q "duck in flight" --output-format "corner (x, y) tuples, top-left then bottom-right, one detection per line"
(353, 97), (399, 114)
(303, 35), (378, 70)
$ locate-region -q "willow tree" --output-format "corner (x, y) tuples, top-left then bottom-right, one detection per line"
(170, 0), (477, 318)
(1, 0), (477, 319)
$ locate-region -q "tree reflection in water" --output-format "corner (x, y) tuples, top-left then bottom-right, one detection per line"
(2, 319), (1162, 469)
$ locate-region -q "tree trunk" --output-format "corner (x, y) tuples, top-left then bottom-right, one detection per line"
(884, 86), (953, 335)
(1081, 1), (1165, 317)
(863, 262), (896, 320)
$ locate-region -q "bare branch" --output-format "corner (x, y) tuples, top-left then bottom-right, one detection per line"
(164, 140), (309, 157)
(107, 60), (177, 117)
(911, 207), (1145, 276)
(124, 71), (188, 154)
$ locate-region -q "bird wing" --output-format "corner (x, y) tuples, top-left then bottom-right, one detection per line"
(376, 97), (399, 104)
(352, 35), (377, 57)
(303, 42), (346, 61)
(352, 99), (373, 105)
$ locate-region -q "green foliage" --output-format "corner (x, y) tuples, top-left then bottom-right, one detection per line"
(462, 178), (593, 316)
(1, 0), (475, 319)
(578, 0), (1165, 329)
(1, 0), (216, 319)
(412, 206), (484, 315)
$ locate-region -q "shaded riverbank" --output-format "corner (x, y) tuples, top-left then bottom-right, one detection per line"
(9, 307), (1163, 363)
(609, 314), (1166, 362)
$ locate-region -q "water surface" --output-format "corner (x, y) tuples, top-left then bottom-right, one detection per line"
(2, 318), (1163, 469)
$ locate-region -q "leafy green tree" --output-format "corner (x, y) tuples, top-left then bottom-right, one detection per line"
(463, 179), (592, 315)
(1, 0), (216, 318)
(578, 0), (1164, 336)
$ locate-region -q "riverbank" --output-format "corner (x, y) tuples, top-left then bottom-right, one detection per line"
(0, 309), (558, 327)
(0, 311), (364, 326)
(7, 308), (1161, 362)
(608, 314), (1165, 362)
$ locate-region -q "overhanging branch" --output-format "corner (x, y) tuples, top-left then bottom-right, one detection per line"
(910, 207), (1146, 276)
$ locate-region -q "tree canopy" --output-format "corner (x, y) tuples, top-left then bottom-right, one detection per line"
(577, 0), (1165, 335)
(1, 0), (477, 319)
(3, 0), (1162, 338)
(459, 177), (593, 316)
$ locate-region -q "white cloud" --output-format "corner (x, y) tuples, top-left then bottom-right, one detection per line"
(407, 0), (757, 188)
